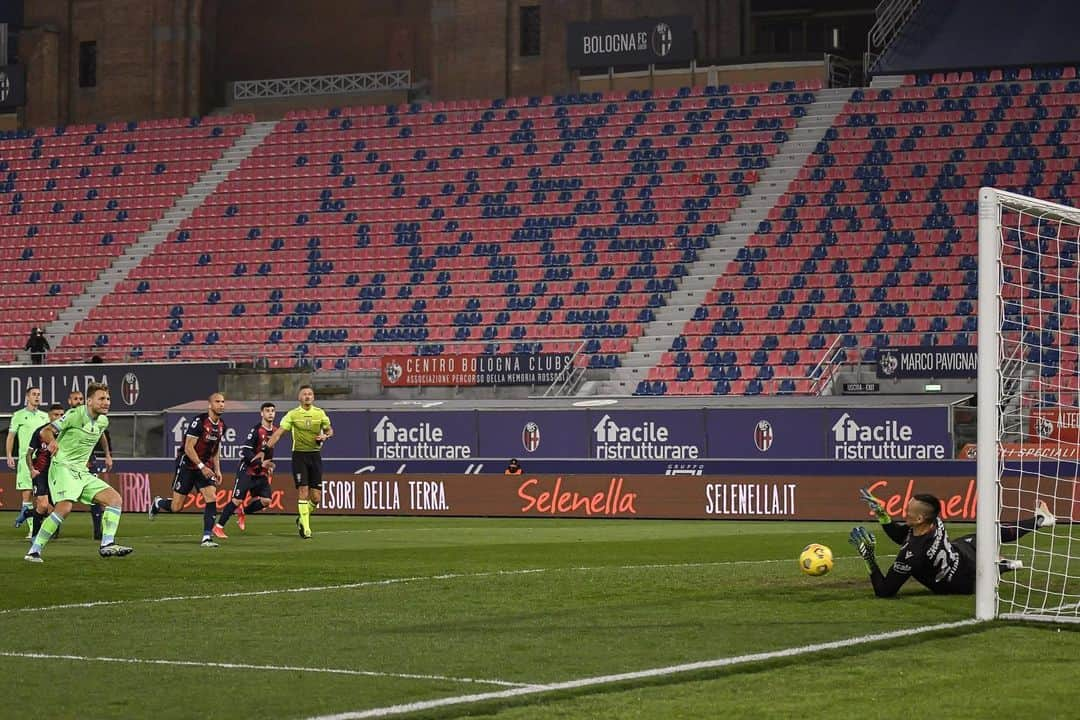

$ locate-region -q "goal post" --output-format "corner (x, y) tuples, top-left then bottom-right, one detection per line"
(977, 186), (1080, 622)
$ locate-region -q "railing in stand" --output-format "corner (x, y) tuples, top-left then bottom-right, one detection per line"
(540, 342), (589, 397)
(232, 70), (411, 101)
(808, 334), (846, 395)
(865, 0), (922, 75)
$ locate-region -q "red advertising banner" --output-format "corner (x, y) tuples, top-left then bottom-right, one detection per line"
(5, 470), (1073, 522)
(1029, 409), (1080, 444)
(959, 443), (1080, 460)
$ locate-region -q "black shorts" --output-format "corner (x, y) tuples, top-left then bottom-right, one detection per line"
(232, 470), (272, 501)
(292, 451), (323, 489)
(32, 469), (52, 501)
(954, 535), (977, 558)
(173, 464), (215, 495)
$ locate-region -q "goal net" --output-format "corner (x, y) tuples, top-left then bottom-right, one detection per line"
(977, 187), (1080, 622)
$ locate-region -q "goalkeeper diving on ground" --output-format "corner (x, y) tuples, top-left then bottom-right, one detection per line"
(849, 488), (1055, 597)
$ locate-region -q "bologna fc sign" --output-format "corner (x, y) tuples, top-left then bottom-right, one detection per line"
(566, 16), (694, 69)
(0, 65), (26, 110)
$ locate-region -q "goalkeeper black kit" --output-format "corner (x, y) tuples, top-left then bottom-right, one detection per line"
(867, 517), (976, 597)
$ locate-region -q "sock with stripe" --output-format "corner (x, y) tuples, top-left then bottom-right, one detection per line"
(30, 512), (64, 555)
(100, 506), (121, 547)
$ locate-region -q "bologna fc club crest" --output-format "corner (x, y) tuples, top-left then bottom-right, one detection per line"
(121, 372), (140, 406)
(651, 22), (673, 57)
(384, 361), (403, 385)
(877, 351), (899, 378)
(754, 419), (774, 452)
(522, 421), (541, 453)
(1035, 416), (1055, 438)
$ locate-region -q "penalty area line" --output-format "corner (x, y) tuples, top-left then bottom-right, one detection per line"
(0, 558), (814, 616)
(304, 619), (982, 720)
(0, 651), (536, 689)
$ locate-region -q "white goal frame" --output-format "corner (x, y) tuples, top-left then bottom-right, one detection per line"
(976, 186), (1080, 621)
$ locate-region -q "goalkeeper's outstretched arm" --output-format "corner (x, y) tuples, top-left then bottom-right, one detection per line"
(849, 526), (909, 598)
(867, 566), (910, 598)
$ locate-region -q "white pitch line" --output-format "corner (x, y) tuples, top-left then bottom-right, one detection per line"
(0, 651), (535, 688)
(0, 569), (544, 616)
(305, 619), (983, 720)
(0, 558), (826, 616)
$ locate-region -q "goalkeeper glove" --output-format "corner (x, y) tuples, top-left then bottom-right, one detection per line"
(848, 526), (877, 573)
(859, 486), (891, 525)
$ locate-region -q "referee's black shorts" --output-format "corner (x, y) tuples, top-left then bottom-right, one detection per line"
(292, 451), (323, 489)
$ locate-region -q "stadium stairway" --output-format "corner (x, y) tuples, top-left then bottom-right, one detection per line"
(593, 87), (853, 395)
(43, 121), (278, 358)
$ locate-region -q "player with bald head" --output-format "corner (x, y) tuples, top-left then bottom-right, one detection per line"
(149, 392), (227, 547)
(255, 385), (332, 538)
(850, 488), (1055, 597)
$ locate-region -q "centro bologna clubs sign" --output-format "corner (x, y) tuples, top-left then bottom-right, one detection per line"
(876, 346), (978, 380)
(380, 354), (573, 387)
(566, 16), (694, 69)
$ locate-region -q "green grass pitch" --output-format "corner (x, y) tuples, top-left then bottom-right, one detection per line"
(1, 513), (1078, 719)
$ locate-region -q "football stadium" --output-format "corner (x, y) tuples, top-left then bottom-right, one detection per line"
(2, 1), (1080, 717)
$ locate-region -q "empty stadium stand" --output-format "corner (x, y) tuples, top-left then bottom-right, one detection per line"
(54, 82), (819, 371)
(639, 67), (1080, 397)
(0, 114), (254, 363)
(7, 66), (1074, 401)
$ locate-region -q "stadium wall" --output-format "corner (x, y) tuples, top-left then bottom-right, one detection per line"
(16, 0), (746, 125)
(21, 0), (208, 128)
(212, 0), (432, 109)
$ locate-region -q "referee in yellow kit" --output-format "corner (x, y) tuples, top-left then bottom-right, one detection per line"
(257, 385), (333, 538)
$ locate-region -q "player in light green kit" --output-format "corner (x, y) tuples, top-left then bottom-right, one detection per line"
(6, 386), (49, 534)
(24, 382), (133, 562)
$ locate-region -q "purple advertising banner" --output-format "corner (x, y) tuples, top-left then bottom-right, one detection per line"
(368, 411), (478, 460)
(476, 410), (590, 460)
(705, 408), (829, 459)
(164, 409), (370, 460)
(162, 407), (951, 462)
(824, 407), (950, 461)
(586, 409), (706, 460)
